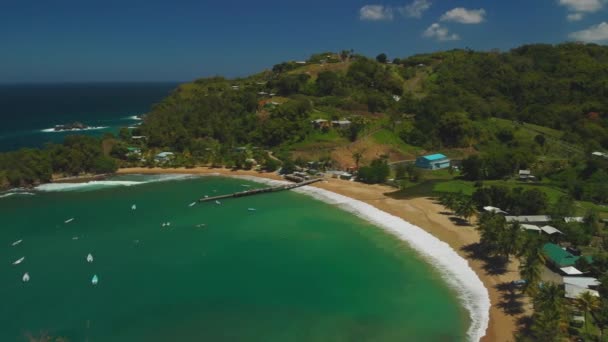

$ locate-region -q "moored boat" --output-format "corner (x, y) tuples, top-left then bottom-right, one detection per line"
(11, 239), (22, 246)
(13, 257), (25, 265)
(87, 253), (94, 263)
(91, 275), (99, 285)
(22, 272), (30, 282)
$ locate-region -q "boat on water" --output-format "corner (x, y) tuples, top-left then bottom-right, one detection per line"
(91, 275), (99, 285)
(215, 200), (221, 205)
(11, 239), (22, 246)
(204, 195), (209, 198)
(132, 204), (137, 210)
(161, 223), (167, 227)
(166, 222), (171, 226)
(64, 218), (74, 224)
(248, 208), (256, 211)
(72, 236), (79, 240)
(189, 202), (196, 207)
(87, 253), (94, 263)
(241, 184), (251, 187)
(196, 224), (206, 228)
(22, 272), (30, 282)
(13, 257), (25, 265)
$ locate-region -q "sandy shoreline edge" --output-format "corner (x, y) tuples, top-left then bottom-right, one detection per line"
(39, 167), (521, 341)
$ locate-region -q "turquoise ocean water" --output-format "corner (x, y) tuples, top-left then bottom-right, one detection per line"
(0, 175), (468, 341)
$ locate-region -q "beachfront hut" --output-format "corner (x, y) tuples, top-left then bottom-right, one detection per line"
(505, 215), (551, 224)
(565, 284), (600, 299)
(518, 170), (533, 181)
(541, 225), (564, 235)
(560, 267), (583, 276)
(521, 224), (541, 233)
(415, 154), (451, 170)
(483, 206), (508, 215)
(564, 277), (601, 299)
(155, 152), (174, 163)
(543, 243), (592, 269)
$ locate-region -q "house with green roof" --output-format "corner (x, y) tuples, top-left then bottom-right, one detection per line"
(543, 243), (592, 268)
(415, 153), (451, 170)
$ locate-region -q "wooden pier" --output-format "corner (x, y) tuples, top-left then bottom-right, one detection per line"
(198, 178), (322, 203)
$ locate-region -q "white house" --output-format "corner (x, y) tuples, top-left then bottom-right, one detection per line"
(155, 152), (174, 163)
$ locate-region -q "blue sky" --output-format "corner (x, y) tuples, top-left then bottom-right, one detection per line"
(1, 0), (607, 83)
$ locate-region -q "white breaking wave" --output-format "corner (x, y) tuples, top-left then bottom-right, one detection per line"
(41, 126), (108, 133)
(232, 175), (490, 342)
(0, 191), (35, 199)
(126, 115), (143, 120)
(35, 174), (198, 192)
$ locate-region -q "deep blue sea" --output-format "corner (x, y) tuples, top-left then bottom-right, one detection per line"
(0, 83), (177, 151)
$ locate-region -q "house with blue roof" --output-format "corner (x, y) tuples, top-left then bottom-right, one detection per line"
(415, 153), (451, 170)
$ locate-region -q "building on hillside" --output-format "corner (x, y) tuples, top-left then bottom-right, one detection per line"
(331, 120), (351, 129)
(155, 152), (174, 163)
(311, 119), (330, 129)
(564, 217), (584, 223)
(127, 147), (141, 156)
(519, 169), (534, 181)
(415, 154), (451, 170)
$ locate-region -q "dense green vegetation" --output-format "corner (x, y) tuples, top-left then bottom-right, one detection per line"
(1, 41), (608, 341)
(0, 135), (117, 187)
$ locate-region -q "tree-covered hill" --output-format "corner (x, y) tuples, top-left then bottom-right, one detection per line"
(2, 43), (608, 191)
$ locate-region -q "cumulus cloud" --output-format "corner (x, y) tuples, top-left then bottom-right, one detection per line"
(567, 13), (584, 21)
(423, 23), (460, 41)
(559, 0), (606, 21)
(359, 5), (394, 21)
(440, 8), (486, 24)
(559, 0), (605, 12)
(401, 0), (432, 18)
(569, 21), (608, 42)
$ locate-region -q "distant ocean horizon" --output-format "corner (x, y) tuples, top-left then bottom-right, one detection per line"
(0, 82), (178, 151)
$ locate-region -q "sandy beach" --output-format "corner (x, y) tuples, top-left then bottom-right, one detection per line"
(117, 167), (523, 341)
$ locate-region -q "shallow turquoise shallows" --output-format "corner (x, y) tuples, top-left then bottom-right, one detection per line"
(0, 175), (468, 341)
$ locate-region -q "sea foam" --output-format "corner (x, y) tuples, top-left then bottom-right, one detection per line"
(0, 191), (35, 199)
(233, 175), (490, 342)
(41, 126), (108, 133)
(35, 174), (198, 192)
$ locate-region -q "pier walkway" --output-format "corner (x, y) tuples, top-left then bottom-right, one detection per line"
(198, 178), (322, 203)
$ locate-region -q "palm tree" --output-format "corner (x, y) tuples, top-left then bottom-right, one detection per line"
(500, 222), (522, 262)
(531, 282), (566, 341)
(519, 246), (545, 297)
(352, 151), (363, 169)
(576, 291), (600, 335)
(456, 198), (476, 223)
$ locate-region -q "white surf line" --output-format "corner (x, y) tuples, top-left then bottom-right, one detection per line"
(231, 175), (490, 342)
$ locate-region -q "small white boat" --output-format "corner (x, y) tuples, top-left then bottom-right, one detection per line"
(64, 218), (74, 224)
(132, 204), (137, 210)
(72, 236), (79, 240)
(215, 200), (221, 205)
(189, 202), (196, 207)
(196, 224), (206, 228)
(166, 222), (171, 226)
(11, 239), (22, 247)
(22, 272), (30, 282)
(248, 208), (256, 211)
(13, 257), (25, 265)
(161, 223), (167, 227)
(91, 274), (99, 285)
(204, 195), (209, 198)
(87, 253), (94, 263)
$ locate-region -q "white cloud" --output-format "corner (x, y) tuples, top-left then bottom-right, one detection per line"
(423, 23), (460, 41)
(567, 13), (584, 21)
(401, 0), (432, 18)
(440, 8), (486, 24)
(359, 5), (394, 21)
(559, 0), (605, 13)
(569, 21), (608, 41)
(558, 0), (606, 21)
